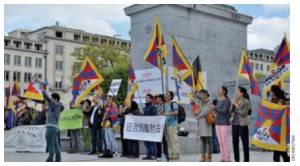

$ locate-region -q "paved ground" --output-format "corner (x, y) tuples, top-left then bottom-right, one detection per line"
(5, 150), (274, 162)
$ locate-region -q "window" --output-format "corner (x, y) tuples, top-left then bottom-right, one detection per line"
(25, 57), (32, 67)
(271, 57), (274, 61)
(13, 71), (21, 81)
(55, 45), (64, 55)
(24, 73), (32, 83)
(36, 74), (42, 79)
(74, 34), (81, 41)
(55, 81), (63, 89)
(266, 56), (269, 60)
(267, 65), (270, 72)
(14, 55), (21, 66)
(259, 54), (263, 59)
(55, 31), (63, 38)
(4, 71), (10, 81)
(35, 58), (42, 68)
(101, 39), (107, 44)
(55, 61), (63, 71)
(255, 53), (258, 58)
(251, 63), (254, 68)
(4, 54), (10, 65)
(260, 64), (263, 71)
(255, 63), (259, 70)
(250, 52), (253, 57)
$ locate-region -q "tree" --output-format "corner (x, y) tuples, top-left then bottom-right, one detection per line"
(70, 42), (130, 105)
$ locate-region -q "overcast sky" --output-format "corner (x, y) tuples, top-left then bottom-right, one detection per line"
(4, 4), (290, 50)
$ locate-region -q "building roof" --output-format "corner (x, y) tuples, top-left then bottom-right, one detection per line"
(248, 49), (274, 55)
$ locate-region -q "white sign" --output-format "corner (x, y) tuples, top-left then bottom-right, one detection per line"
(108, 79), (122, 96)
(168, 66), (207, 104)
(124, 116), (166, 142)
(4, 125), (47, 152)
(133, 68), (164, 103)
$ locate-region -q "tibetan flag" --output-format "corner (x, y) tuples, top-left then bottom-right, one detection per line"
(125, 63), (138, 107)
(171, 36), (194, 88)
(10, 80), (21, 103)
(107, 102), (120, 129)
(5, 87), (10, 109)
(6, 109), (15, 129)
(263, 34), (290, 99)
(238, 49), (262, 97)
(286, 106), (290, 148)
(11, 79), (20, 96)
(93, 85), (104, 106)
(144, 16), (168, 75)
(252, 100), (287, 151)
(72, 56), (104, 106)
(23, 82), (44, 101)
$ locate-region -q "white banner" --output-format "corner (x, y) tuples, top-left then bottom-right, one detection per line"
(4, 125), (47, 152)
(263, 64), (290, 89)
(133, 68), (163, 103)
(124, 116), (166, 142)
(108, 79), (122, 96)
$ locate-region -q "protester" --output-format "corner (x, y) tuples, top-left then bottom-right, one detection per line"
(102, 95), (119, 157)
(142, 94), (157, 160)
(36, 104), (48, 125)
(270, 85), (290, 162)
(230, 87), (250, 162)
(16, 106), (31, 126)
(211, 100), (220, 154)
(120, 103), (130, 157)
(163, 91), (180, 160)
(81, 99), (92, 153)
(69, 102), (82, 154)
(83, 96), (104, 155)
(212, 86), (231, 162)
(127, 100), (141, 159)
(40, 85), (64, 162)
(156, 94), (169, 161)
(194, 89), (212, 162)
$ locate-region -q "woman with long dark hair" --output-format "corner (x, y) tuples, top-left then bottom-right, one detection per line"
(270, 85), (290, 162)
(230, 87), (250, 162)
(194, 89), (213, 162)
(212, 86), (231, 162)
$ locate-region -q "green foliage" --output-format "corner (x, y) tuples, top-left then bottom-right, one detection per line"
(70, 42), (130, 105)
(101, 63), (129, 106)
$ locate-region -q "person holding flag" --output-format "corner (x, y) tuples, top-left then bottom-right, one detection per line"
(40, 85), (64, 162)
(270, 85), (290, 162)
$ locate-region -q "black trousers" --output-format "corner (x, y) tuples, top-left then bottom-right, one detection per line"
(273, 150), (290, 162)
(120, 125), (128, 156)
(91, 127), (103, 153)
(232, 125), (249, 162)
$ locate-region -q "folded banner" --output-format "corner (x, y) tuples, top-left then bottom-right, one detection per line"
(124, 115), (166, 142)
(59, 109), (83, 130)
(4, 125), (46, 152)
(252, 100), (287, 151)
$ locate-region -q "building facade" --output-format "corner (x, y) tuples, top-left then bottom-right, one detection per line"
(247, 49), (275, 75)
(4, 24), (130, 107)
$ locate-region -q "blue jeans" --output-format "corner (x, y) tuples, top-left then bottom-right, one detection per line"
(46, 127), (61, 161)
(144, 141), (156, 157)
(70, 129), (81, 151)
(104, 127), (118, 152)
(212, 125), (219, 153)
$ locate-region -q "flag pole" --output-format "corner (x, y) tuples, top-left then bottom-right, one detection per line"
(158, 47), (166, 113)
(136, 86), (144, 112)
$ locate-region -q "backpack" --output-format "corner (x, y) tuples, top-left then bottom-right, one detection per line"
(170, 102), (186, 124)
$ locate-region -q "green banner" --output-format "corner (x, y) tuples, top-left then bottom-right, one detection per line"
(59, 109), (83, 130)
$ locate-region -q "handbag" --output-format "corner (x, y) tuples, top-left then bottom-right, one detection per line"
(205, 110), (215, 125)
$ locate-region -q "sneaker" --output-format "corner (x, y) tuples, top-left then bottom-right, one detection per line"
(97, 153), (104, 158)
(150, 156), (156, 160)
(156, 158), (162, 162)
(88, 151), (96, 155)
(113, 152), (118, 157)
(142, 156), (151, 160)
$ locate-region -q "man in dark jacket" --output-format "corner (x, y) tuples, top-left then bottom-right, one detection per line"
(82, 98), (104, 155)
(37, 104), (48, 125)
(41, 86), (64, 162)
(142, 94), (157, 160)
